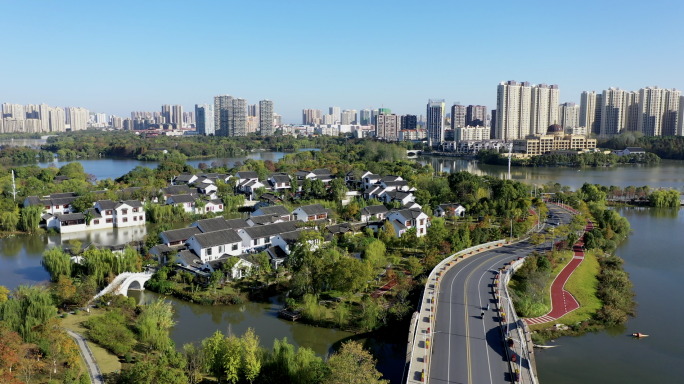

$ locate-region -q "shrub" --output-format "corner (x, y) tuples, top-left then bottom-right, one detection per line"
(125, 352), (132, 363)
(84, 309), (136, 356)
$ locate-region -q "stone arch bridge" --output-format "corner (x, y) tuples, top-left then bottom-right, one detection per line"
(91, 271), (153, 302)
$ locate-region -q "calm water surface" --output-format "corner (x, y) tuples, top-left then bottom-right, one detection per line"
(535, 207), (684, 383)
(418, 156), (684, 191)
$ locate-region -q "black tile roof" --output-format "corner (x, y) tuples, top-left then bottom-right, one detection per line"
(255, 205), (290, 217)
(236, 171), (259, 179)
(276, 229), (304, 244)
(248, 215), (282, 225)
(193, 217), (231, 232)
(162, 185), (192, 195)
(224, 218), (251, 230)
(191, 229), (243, 248)
(240, 222), (297, 239)
(161, 227), (202, 243)
(179, 249), (203, 266)
(168, 194), (196, 204)
(96, 200), (118, 210)
(297, 204), (327, 215)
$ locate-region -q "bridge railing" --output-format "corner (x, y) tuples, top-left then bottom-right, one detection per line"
(405, 238), (506, 384)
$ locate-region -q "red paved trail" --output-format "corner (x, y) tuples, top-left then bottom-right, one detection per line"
(525, 216), (594, 325)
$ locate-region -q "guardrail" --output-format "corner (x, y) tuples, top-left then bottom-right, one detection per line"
(497, 259), (537, 384)
(405, 238), (506, 383)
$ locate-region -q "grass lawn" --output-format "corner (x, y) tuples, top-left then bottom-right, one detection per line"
(60, 309), (122, 374)
(511, 250), (573, 318)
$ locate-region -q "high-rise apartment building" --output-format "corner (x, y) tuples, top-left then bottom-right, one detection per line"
(466, 105), (487, 127)
(360, 109), (371, 125)
(323, 114), (335, 125)
(214, 95), (234, 134)
(491, 110), (497, 138)
(375, 114), (401, 141)
(302, 109), (322, 125)
(341, 109), (357, 125)
(401, 115), (417, 130)
(2, 103), (25, 120)
(172, 105), (183, 125)
(230, 98), (247, 136)
(329, 107), (341, 123)
(530, 84), (560, 135)
(496, 80), (531, 140)
(161, 104), (172, 124)
(273, 114), (281, 126)
(638, 87), (681, 136)
(195, 104), (215, 135)
(427, 99), (445, 145)
(600, 87), (629, 136)
(259, 99), (274, 136)
(111, 116), (123, 130)
(371, 109), (379, 126)
(65, 107), (88, 131)
(678, 96), (684, 136)
(183, 111), (195, 126)
(451, 103), (466, 129)
(580, 91), (602, 135)
(558, 102), (580, 129)
(248, 104), (260, 117)
(625, 91), (640, 133)
(48, 107), (65, 132)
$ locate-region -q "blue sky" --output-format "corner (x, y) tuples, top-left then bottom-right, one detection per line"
(2, 0), (683, 124)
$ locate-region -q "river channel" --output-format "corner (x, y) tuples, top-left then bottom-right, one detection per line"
(1, 148), (684, 382)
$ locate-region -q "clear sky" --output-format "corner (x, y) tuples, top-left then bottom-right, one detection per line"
(2, 0), (683, 124)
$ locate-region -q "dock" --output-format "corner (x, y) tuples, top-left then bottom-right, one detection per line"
(278, 309), (302, 321)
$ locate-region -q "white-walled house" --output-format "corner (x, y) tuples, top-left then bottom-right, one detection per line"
(237, 221), (298, 252)
(24, 192), (78, 215)
(268, 174), (292, 191)
(362, 174), (381, 190)
(434, 203), (466, 218)
(173, 174), (199, 185)
(291, 204), (330, 222)
(160, 227), (202, 246)
(166, 194), (197, 213)
(387, 209), (430, 237)
(360, 205), (389, 222)
(197, 199), (224, 214)
(47, 199), (145, 233)
(185, 229), (244, 262)
(379, 190), (415, 206)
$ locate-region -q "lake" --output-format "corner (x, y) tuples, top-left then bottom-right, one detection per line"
(7, 148), (320, 181)
(2, 150), (684, 383)
(418, 156), (684, 192)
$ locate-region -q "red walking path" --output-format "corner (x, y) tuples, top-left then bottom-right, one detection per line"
(525, 213), (594, 326)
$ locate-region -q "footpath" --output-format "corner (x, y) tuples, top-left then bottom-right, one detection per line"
(66, 329), (105, 384)
(525, 202), (593, 326)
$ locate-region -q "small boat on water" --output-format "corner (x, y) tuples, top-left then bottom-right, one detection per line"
(632, 333), (649, 338)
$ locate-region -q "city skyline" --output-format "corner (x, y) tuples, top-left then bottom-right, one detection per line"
(2, 1), (683, 124)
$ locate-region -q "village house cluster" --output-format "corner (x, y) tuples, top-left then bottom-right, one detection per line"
(147, 167), (466, 280)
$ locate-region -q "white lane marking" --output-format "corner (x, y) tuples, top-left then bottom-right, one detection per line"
(446, 252), (500, 383)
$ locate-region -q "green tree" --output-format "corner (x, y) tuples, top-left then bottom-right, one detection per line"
(405, 256), (424, 277)
(19, 204), (42, 233)
(241, 328), (261, 383)
(327, 341), (388, 384)
(363, 240), (386, 268)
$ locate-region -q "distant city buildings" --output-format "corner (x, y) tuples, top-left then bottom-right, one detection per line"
(495, 80), (559, 140)
(580, 86), (682, 137)
(466, 105), (487, 127)
(259, 99), (274, 136)
(451, 103), (466, 128)
(195, 104), (215, 135)
(375, 113), (401, 141)
(401, 115), (417, 130)
(427, 99), (445, 145)
(302, 109), (322, 125)
(558, 102), (580, 129)
(360, 109), (371, 125)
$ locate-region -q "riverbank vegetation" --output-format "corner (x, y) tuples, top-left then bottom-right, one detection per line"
(515, 182), (637, 341)
(600, 131), (684, 160)
(477, 148), (660, 167)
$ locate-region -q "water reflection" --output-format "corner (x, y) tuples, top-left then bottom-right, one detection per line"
(418, 156), (684, 191)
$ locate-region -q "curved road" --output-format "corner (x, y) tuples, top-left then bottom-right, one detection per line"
(429, 206), (571, 384)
